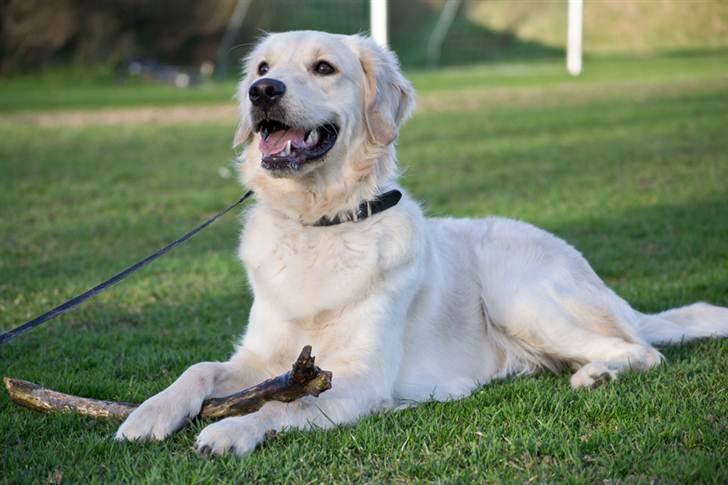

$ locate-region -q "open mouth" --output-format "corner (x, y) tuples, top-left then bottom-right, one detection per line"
(256, 119), (338, 172)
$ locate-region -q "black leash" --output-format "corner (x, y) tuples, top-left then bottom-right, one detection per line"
(1, 188), (404, 345)
(0, 191), (254, 345)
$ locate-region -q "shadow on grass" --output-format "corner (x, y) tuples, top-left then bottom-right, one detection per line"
(548, 197), (728, 308)
(5, 194), (726, 338)
(390, 1), (563, 69)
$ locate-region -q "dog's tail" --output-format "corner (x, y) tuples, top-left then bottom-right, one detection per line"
(637, 302), (728, 344)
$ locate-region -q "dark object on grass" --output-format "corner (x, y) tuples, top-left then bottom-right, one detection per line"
(115, 58), (212, 88)
(0, 191), (252, 346)
(4, 346), (332, 420)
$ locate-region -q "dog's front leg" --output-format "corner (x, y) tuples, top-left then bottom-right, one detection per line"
(195, 296), (412, 455)
(116, 352), (266, 441)
(195, 369), (390, 456)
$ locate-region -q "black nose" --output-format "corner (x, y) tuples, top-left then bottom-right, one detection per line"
(248, 78), (286, 107)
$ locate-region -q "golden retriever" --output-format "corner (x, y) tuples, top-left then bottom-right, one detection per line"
(116, 31), (728, 456)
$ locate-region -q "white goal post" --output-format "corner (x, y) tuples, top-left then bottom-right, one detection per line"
(370, 0), (584, 74)
(370, 0), (388, 47)
(567, 0), (583, 76)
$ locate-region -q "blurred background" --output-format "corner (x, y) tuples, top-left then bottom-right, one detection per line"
(1, 0), (726, 111)
(2, 0), (728, 77)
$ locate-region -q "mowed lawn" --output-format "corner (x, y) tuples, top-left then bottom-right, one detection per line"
(1, 53), (727, 482)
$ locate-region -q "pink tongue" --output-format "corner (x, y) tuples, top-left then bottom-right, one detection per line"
(259, 128), (306, 157)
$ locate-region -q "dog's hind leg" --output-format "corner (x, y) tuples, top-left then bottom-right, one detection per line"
(565, 302), (728, 388)
(547, 299), (664, 389)
(478, 217), (665, 389)
(501, 299), (662, 389)
(567, 343), (662, 389)
(484, 275), (662, 390)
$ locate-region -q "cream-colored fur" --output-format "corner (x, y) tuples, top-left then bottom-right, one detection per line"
(116, 31), (728, 456)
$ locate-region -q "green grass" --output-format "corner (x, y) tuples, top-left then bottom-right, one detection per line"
(3, 49), (727, 113)
(0, 66), (239, 113)
(1, 52), (727, 482)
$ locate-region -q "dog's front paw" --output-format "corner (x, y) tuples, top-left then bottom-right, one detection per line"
(195, 417), (267, 457)
(115, 391), (200, 441)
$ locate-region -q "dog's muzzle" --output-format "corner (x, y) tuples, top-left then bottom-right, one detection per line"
(248, 78), (338, 175)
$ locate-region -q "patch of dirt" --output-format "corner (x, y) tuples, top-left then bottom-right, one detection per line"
(4, 76), (727, 128)
(6, 103), (238, 127)
(417, 76), (728, 113)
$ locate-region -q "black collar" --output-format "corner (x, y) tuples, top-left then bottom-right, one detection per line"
(313, 190), (402, 227)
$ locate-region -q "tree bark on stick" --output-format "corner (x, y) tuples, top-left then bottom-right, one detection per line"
(3, 345), (332, 420)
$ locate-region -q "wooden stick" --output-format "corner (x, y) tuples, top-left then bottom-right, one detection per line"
(3, 345), (332, 420)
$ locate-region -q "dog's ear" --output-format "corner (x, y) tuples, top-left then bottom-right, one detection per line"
(232, 80), (254, 149)
(232, 120), (252, 149)
(355, 36), (415, 146)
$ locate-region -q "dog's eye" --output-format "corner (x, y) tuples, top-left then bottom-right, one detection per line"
(313, 60), (336, 76)
(257, 62), (269, 76)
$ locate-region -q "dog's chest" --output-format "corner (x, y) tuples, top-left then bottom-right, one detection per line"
(239, 211), (387, 320)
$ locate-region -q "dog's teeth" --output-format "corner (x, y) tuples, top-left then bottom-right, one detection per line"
(305, 129), (319, 146)
(281, 140), (291, 156)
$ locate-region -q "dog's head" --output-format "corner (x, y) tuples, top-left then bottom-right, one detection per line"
(234, 31), (414, 221)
